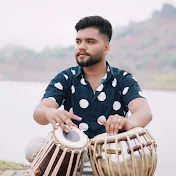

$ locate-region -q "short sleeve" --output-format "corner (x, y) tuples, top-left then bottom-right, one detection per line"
(42, 72), (69, 106)
(119, 71), (145, 107)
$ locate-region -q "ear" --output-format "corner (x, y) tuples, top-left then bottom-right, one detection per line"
(103, 42), (110, 55)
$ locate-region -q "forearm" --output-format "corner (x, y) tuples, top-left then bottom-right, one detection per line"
(124, 107), (152, 130)
(33, 98), (59, 125)
(33, 104), (50, 125)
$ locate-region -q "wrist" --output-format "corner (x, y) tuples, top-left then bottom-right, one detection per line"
(44, 107), (54, 122)
(123, 118), (133, 131)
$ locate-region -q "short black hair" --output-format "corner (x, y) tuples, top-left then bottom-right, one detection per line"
(75, 16), (112, 42)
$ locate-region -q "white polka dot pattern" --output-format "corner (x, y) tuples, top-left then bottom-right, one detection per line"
(71, 69), (76, 75)
(79, 99), (89, 109)
(122, 87), (129, 95)
(123, 111), (126, 116)
(123, 72), (128, 76)
(71, 85), (75, 94)
(80, 78), (87, 85)
(54, 82), (63, 90)
(112, 78), (117, 87)
(48, 97), (56, 101)
(97, 92), (106, 101)
(98, 115), (106, 125)
(113, 101), (121, 111)
(127, 111), (132, 117)
(139, 91), (145, 97)
(59, 105), (64, 110)
(103, 74), (107, 80)
(96, 84), (104, 91)
(79, 123), (89, 131)
(69, 107), (73, 113)
(63, 74), (68, 80)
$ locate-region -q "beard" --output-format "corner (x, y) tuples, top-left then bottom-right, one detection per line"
(75, 53), (102, 67)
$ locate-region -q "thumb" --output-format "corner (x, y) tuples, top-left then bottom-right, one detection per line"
(98, 117), (106, 126)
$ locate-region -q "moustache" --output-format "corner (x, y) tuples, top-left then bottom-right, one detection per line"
(77, 52), (90, 56)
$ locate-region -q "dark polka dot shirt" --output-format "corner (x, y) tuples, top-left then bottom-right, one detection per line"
(42, 62), (145, 139)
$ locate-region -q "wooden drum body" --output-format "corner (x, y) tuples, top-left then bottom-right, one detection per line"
(31, 126), (89, 176)
(89, 127), (157, 176)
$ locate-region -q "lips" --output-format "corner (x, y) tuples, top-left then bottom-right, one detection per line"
(77, 52), (89, 56)
(79, 54), (87, 55)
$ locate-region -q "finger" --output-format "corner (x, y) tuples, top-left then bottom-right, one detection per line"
(72, 123), (78, 128)
(114, 119), (121, 134)
(60, 123), (69, 133)
(55, 117), (69, 133)
(119, 118), (125, 130)
(60, 114), (75, 129)
(67, 112), (82, 121)
(109, 122), (115, 135)
(50, 120), (58, 130)
(106, 115), (115, 134)
(54, 116), (62, 125)
(105, 120), (110, 134)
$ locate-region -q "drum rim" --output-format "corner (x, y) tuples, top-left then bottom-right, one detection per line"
(90, 127), (145, 142)
(53, 126), (89, 149)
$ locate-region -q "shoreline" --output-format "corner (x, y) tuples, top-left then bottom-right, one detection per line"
(1, 79), (176, 91)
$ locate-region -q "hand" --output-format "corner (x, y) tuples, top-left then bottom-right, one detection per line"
(45, 108), (82, 133)
(98, 114), (126, 135)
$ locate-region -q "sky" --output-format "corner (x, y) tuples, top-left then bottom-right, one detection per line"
(0, 0), (176, 51)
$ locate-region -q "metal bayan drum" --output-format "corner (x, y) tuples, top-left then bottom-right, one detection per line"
(31, 126), (89, 176)
(89, 127), (157, 176)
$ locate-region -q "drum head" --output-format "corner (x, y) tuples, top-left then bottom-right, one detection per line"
(54, 126), (88, 148)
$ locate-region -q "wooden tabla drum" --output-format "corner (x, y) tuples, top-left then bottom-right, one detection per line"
(31, 126), (89, 176)
(89, 127), (157, 176)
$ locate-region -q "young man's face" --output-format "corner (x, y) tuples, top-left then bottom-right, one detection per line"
(75, 27), (109, 67)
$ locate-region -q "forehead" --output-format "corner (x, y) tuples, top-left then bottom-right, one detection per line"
(76, 27), (102, 40)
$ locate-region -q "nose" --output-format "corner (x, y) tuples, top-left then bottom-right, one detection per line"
(78, 41), (87, 50)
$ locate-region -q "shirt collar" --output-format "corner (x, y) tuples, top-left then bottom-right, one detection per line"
(106, 62), (115, 76)
(76, 66), (83, 77)
(75, 61), (115, 77)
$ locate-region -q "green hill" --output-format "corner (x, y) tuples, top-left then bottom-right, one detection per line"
(0, 3), (176, 90)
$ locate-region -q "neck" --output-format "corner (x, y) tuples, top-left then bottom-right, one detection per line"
(83, 59), (107, 78)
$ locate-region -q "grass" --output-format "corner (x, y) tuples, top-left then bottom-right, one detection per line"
(0, 160), (30, 174)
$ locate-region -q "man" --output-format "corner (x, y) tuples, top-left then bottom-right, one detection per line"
(31, 16), (152, 175)
(33, 15), (152, 137)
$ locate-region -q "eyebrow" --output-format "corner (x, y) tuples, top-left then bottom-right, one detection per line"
(76, 38), (97, 41)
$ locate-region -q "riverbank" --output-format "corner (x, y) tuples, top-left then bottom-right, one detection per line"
(0, 160), (32, 176)
(1, 73), (176, 91)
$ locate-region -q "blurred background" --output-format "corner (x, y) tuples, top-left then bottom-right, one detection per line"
(0, 0), (176, 175)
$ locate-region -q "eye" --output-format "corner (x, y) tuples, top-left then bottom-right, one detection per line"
(76, 40), (81, 44)
(88, 40), (94, 44)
